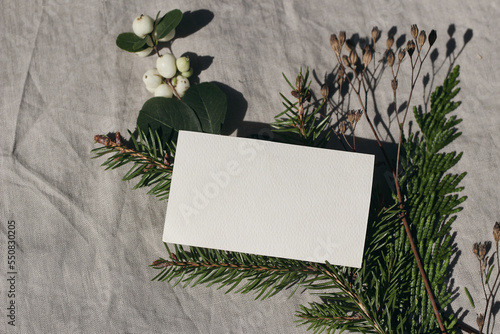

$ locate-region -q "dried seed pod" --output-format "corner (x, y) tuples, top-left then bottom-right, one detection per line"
(473, 242), (479, 257)
(349, 50), (359, 66)
(407, 40), (416, 57)
(330, 34), (341, 56)
(418, 30), (426, 49)
(398, 48), (406, 63)
(371, 26), (380, 43)
(337, 67), (345, 85)
(321, 84), (329, 100)
(339, 121), (346, 134)
(355, 109), (363, 122)
(386, 49), (395, 67)
(362, 46), (373, 67)
(477, 314), (484, 332)
(411, 24), (419, 40)
(428, 29), (437, 46)
(494, 222), (500, 243)
(338, 31), (346, 47)
(479, 242), (487, 260)
(391, 79), (398, 91)
(342, 55), (350, 67)
(386, 35), (394, 50)
(347, 110), (355, 124)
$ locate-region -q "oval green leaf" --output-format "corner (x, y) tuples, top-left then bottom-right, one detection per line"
(182, 83), (227, 134)
(116, 33), (149, 52)
(137, 97), (202, 143)
(133, 38), (148, 51)
(156, 9), (183, 40)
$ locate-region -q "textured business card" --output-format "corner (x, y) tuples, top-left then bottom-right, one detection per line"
(163, 131), (374, 267)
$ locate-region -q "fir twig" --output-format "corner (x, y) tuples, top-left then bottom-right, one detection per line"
(92, 129), (174, 200)
(272, 68), (331, 147)
(94, 132), (171, 171)
(151, 245), (319, 300)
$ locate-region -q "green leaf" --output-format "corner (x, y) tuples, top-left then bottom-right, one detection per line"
(116, 33), (149, 52)
(133, 38), (148, 51)
(182, 83), (227, 134)
(137, 97), (202, 143)
(463, 287), (475, 308)
(154, 11), (161, 27)
(485, 264), (495, 285)
(156, 9), (182, 40)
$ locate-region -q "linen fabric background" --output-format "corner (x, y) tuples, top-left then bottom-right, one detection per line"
(1, 0), (499, 333)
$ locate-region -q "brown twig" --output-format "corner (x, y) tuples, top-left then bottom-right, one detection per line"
(94, 132), (172, 171)
(166, 78), (182, 101)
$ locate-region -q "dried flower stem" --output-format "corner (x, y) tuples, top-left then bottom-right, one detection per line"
(332, 28), (447, 333)
(476, 237), (500, 334)
(395, 41), (432, 178)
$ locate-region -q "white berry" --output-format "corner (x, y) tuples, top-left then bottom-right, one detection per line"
(156, 53), (177, 79)
(143, 69), (163, 93)
(154, 84), (173, 98)
(156, 28), (176, 42)
(133, 15), (154, 38)
(181, 68), (194, 78)
(176, 57), (190, 73)
(175, 75), (190, 97)
(135, 47), (152, 58)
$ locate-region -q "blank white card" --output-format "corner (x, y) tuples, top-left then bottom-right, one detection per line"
(163, 131), (374, 268)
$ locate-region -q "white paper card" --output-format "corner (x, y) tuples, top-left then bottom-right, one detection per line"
(163, 131), (374, 268)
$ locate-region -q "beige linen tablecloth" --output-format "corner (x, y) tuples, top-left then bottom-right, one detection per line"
(1, 1), (498, 333)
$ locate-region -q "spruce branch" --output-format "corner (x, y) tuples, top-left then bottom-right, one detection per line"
(151, 244), (319, 300)
(92, 129), (175, 200)
(94, 132), (172, 171)
(272, 68), (332, 147)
